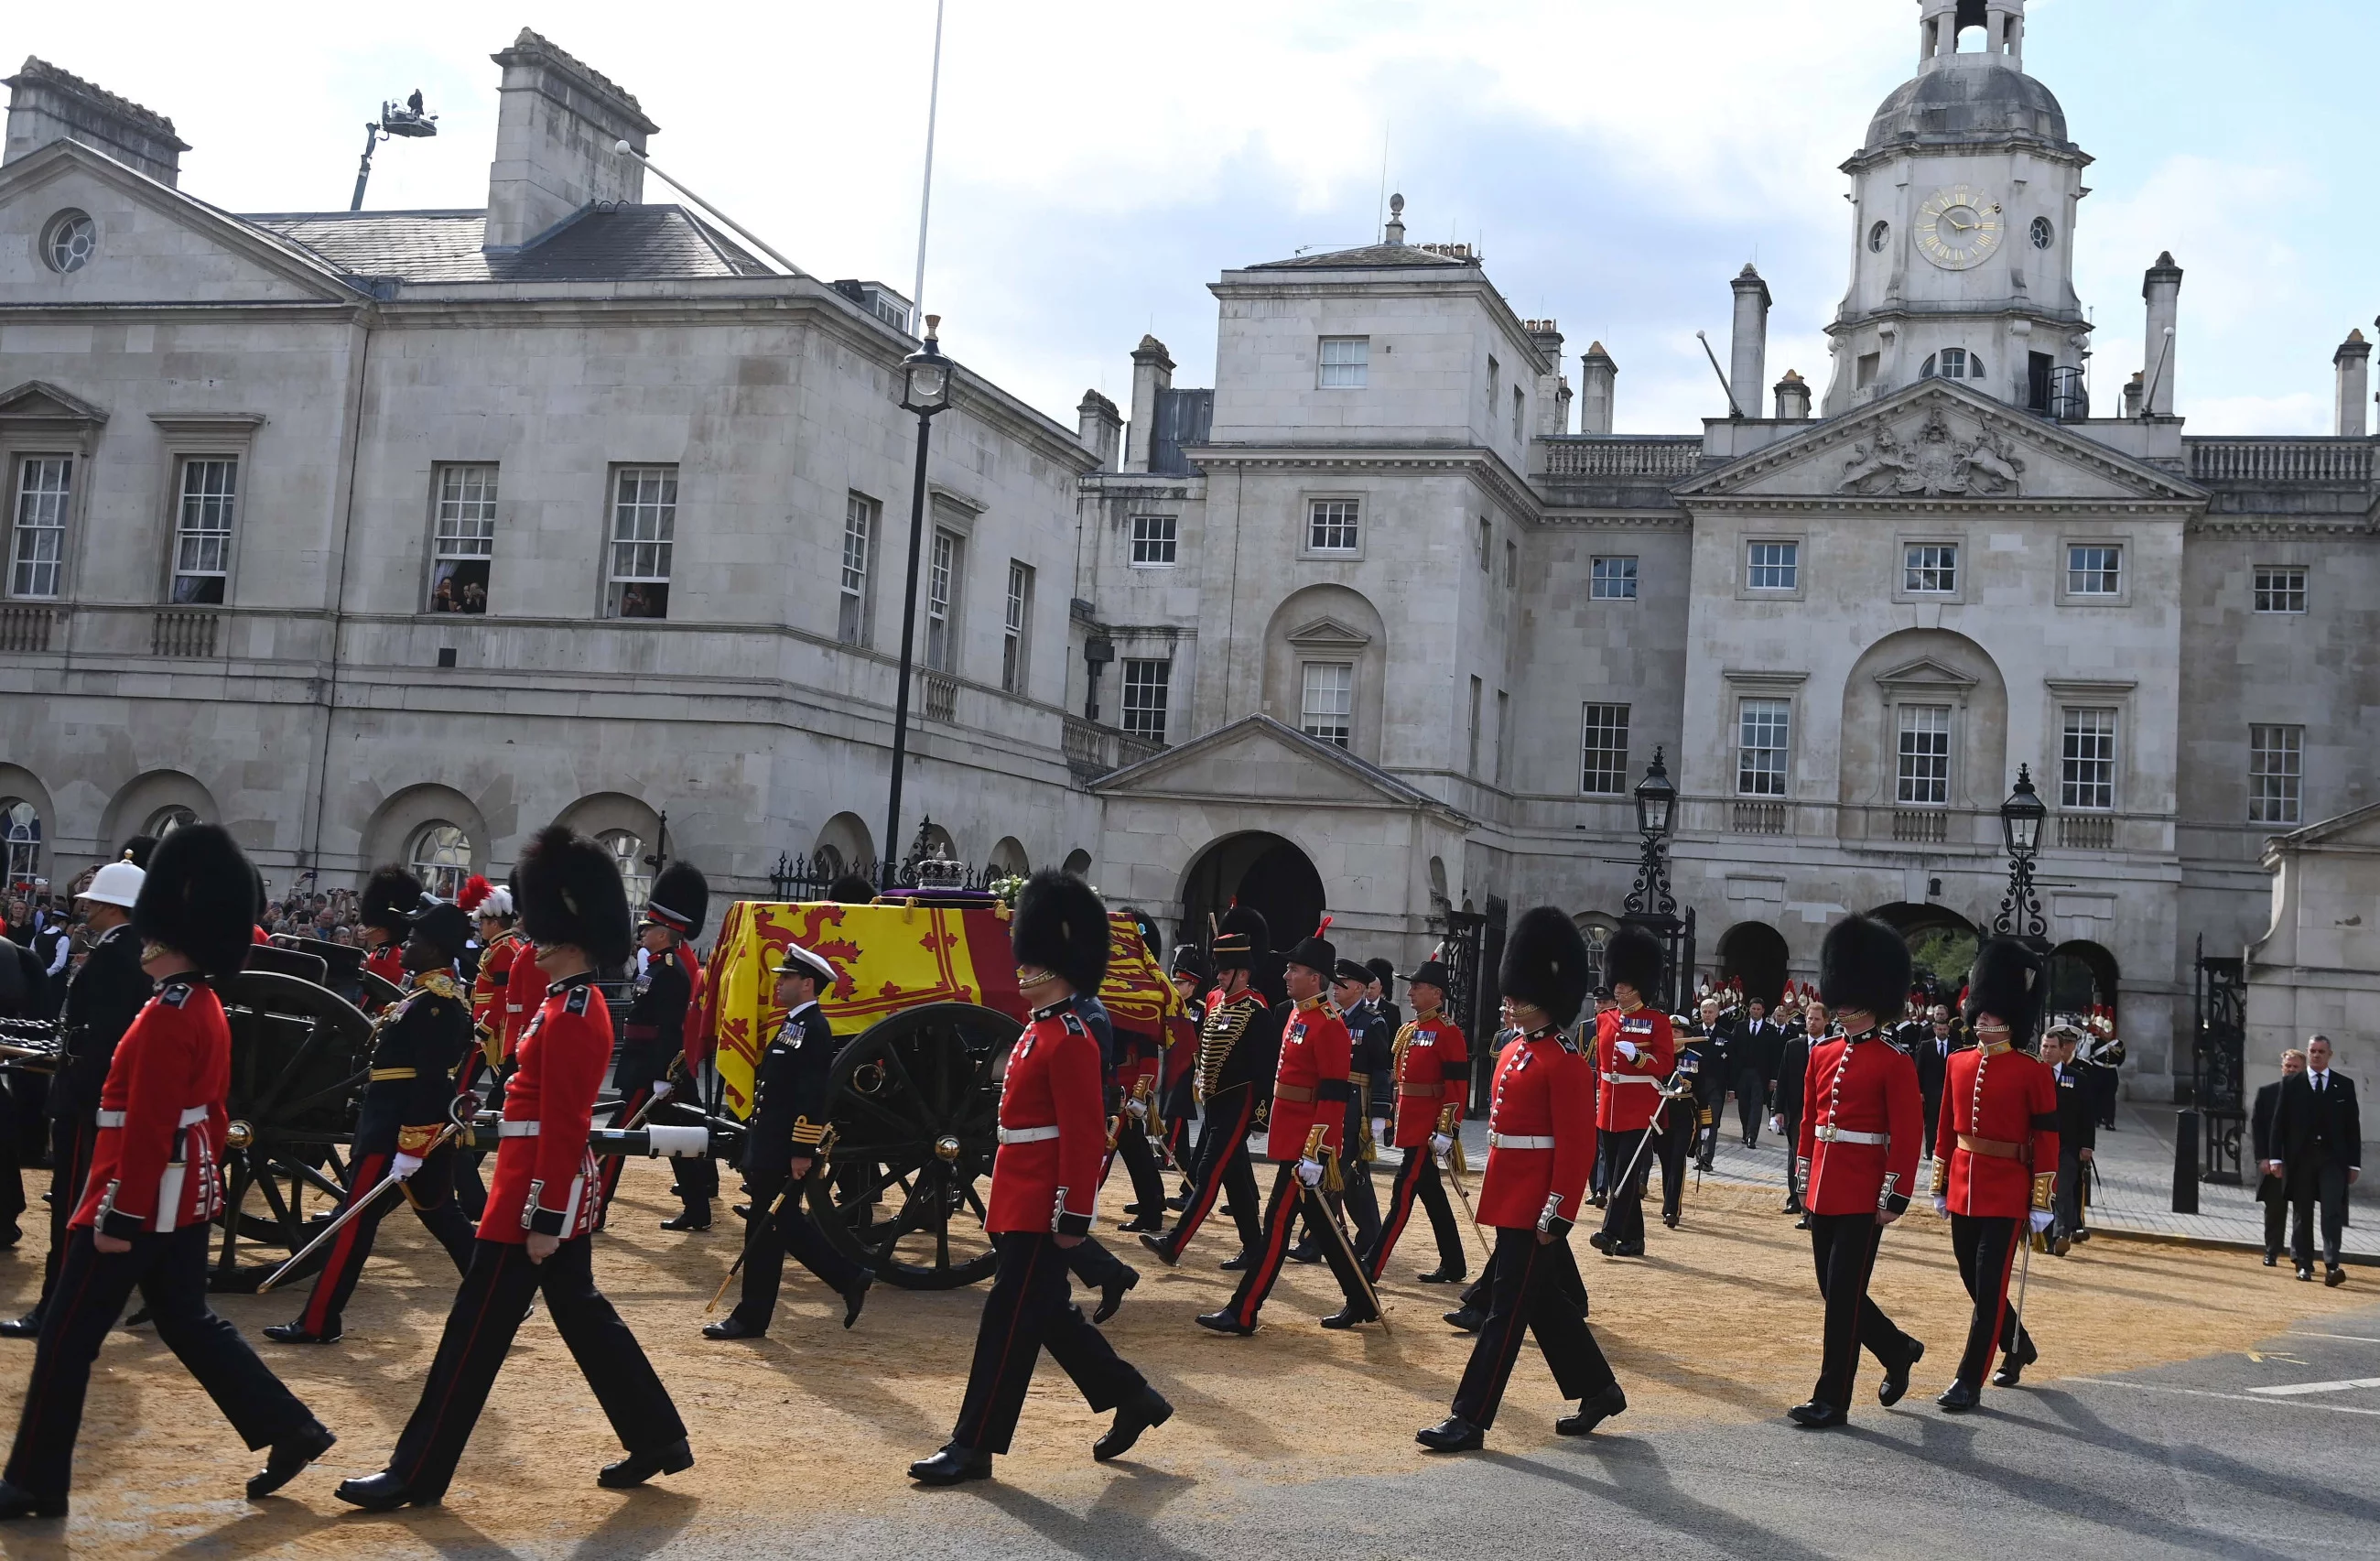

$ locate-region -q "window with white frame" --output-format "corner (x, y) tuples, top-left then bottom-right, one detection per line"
(2066, 544), (2121, 596)
(1307, 499), (1359, 554)
(428, 463), (496, 614)
(1904, 542), (1957, 595)
(2253, 566), (2306, 613)
(925, 527), (963, 670)
(1896, 705), (1952, 805)
(0, 799), (38, 891)
(9, 456), (70, 600)
(607, 465), (676, 619)
(839, 493), (876, 645)
(1746, 539), (1798, 591)
(2248, 723), (2302, 826)
(1120, 657), (1170, 743)
(1129, 513), (1177, 566)
(1317, 336), (1369, 389)
(1580, 703), (1630, 795)
(1001, 560), (1033, 694)
(1591, 556), (1638, 601)
(1737, 698), (1790, 797)
(2061, 707), (2116, 810)
(1922, 347), (1985, 381)
(170, 457), (237, 605)
(1301, 662), (1353, 748)
(599, 829), (652, 909)
(407, 822), (474, 901)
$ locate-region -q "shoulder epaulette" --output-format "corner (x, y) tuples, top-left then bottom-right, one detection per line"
(1059, 1010), (1089, 1036)
(565, 985), (592, 1015)
(158, 980), (193, 1009)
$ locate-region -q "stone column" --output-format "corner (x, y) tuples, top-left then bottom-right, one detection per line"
(2334, 329), (2370, 439)
(1577, 341), (1617, 435)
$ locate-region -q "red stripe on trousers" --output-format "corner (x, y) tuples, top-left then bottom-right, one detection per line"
(1172, 1091), (1253, 1252)
(302, 1151), (391, 1335)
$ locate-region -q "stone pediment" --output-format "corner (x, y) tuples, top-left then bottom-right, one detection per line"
(1283, 616), (1371, 652)
(2265, 800), (2380, 861)
(0, 380), (109, 427)
(1090, 713), (1466, 821)
(1872, 656), (1979, 692)
(1674, 380), (2204, 508)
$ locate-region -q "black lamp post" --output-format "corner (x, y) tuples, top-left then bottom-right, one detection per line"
(1621, 747), (1687, 1012)
(882, 317), (955, 893)
(1994, 764), (2049, 949)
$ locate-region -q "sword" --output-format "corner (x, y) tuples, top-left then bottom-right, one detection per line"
(1612, 1069), (1690, 1200)
(256, 1122), (460, 1294)
(1439, 1153), (1494, 1264)
(1300, 1124), (1390, 1332)
(708, 1126), (836, 1312)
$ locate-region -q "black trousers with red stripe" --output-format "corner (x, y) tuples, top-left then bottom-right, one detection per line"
(29, 1116), (98, 1317)
(728, 1170), (868, 1333)
(1100, 1112), (1167, 1220)
(1222, 1162), (1370, 1328)
(1949, 1211), (2034, 1386)
(1156, 1087), (1261, 1260)
(1806, 1210), (1917, 1410)
(5, 1224), (317, 1503)
(290, 1144), (476, 1338)
(1368, 1143), (1466, 1282)
(385, 1235), (685, 1501)
(1451, 1226), (1615, 1430)
(951, 1232), (1146, 1456)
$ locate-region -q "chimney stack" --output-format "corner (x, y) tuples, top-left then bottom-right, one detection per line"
(2122, 371), (2145, 418)
(1577, 341), (1617, 436)
(1525, 319), (1567, 437)
(1773, 369), (1812, 421)
(1077, 390), (1122, 471)
(3, 58), (188, 185)
(1729, 265), (1771, 419)
(2140, 251), (2182, 417)
(1124, 336), (1174, 473)
(2334, 329), (2370, 439)
(484, 30), (657, 253)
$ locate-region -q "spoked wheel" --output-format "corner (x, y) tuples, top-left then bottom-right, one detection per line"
(211, 1139), (354, 1292)
(809, 1003), (1014, 1289)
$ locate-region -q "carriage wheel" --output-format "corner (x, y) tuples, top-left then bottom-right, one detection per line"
(808, 1003), (1014, 1289)
(211, 1140), (353, 1291)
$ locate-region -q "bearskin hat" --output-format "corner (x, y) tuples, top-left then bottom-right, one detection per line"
(1498, 905), (1594, 1029)
(1964, 938), (2047, 1049)
(1365, 957), (1397, 991)
(408, 901), (473, 962)
(515, 825), (632, 968)
(642, 861), (709, 939)
(1128, 908), (1163, 962)
(1012, 869), (1109, 995)
(1602, 925), (1663, 1002)
(132, 823), (258, 980)
(118, 834), (160, 872)
(1819, 914), (1912, 1023)
(360, 865), (424, 936)
(1211, 905), (1269, 971)
(1168, 942), (1214, 987)
(826, 872), (879, 905)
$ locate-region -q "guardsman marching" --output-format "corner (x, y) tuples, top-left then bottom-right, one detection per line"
(909, 872), (1171, 1486)
(1142, 907), (1278, 1268)
(1931, 938), (2059, 1410)
(453, 875), (518, 1220)
(1589, 928), (1673, 1259)
(1418, 908), (1625, 1451)
(600, 861), (713, 1231)
(705, 942), (873, 1340)
(266, 902), (480, 1345)
(1197, 924), (1376, 1335)
(1368, 956), (1470, 1285)
(358, 865), (421, 994)
(0, 825), (335, 1518)
(1314, 958), (1390, 1261)
(1790, 915), (1926, 1430)
(336, 825), (689, 1510)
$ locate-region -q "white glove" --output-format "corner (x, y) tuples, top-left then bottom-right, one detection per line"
(1124, 1098), (1147, 1120)
(1371, 1118), (1390, 1144)
(1615, 1040), (1639, 1061)
(2029, 1209), (2054, 1234)
(650, 1080), (675, 1100)
(1769, 1114), (1783, 1133)
(391, 1153), (425, 1181)
(1430, 1133), (1455, 1158)
(1931, 1195), (1949, 1218)
(1295, 1158), (1325, 1188)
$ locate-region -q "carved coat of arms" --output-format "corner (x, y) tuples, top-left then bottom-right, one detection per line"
(1839, 407), (2024, 496)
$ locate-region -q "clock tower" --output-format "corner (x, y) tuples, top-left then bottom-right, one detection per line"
(1823, 0), (2093, 417)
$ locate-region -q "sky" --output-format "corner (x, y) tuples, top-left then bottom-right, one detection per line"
(5, 0), (2367, 436)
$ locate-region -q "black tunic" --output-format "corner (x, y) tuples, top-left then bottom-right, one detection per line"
(49, 925), (150, 1125)
(743, 1003), (837, 1179)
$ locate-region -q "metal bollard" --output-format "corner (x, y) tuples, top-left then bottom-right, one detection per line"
(2172, 1108), (2200, 1215)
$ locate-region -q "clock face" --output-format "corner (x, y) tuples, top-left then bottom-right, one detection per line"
(1915, 186), (2003, 270)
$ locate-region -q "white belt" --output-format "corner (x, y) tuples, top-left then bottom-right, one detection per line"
(1815, 1123), (1887, 1145)
(1600, 1071), (1659, 1085)
(998, 1125), (1061, 1145)
(1488, 1133), (1556, 1150)
(499, 1120), (541, 1137)
(94, 1106), (209, 1130)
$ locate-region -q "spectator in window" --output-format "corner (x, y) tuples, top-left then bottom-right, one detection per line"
(2252, 1049), (2306, 1266)
(430, 576), (458, 613)
(461, 580), (486, 614)
(619, 584), (648, 618)
(2272, 1035), (2362, 1286)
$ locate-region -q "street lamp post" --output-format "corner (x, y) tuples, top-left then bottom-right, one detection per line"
(882, 318), (955, 894)
(1994, 764), (2050, 949)
(1621, 747), (1689, 1013)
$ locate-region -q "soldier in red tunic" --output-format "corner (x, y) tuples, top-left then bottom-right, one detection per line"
(1419, 907), (1625, 1451)
(1197, 925), (1377, 1334)
(1790, 915), (1927, 1429)
(910, 872), (1169, 1486)
(0, 825), (335, 1519)
(337, 826), (688, 1510)
(1367, 956), (1470, 1285)
(1589, 927), (1675, 1259)
(358, 864), (421, 994)
(1931, 938), (2059, 1410)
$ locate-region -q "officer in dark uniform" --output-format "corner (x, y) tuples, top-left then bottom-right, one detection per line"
(2043, 1021), (2097, 1252)
(1366, 958), (1402, 1034)
(705, 943), (873, 1339)
(1141, 907), (1280, 1269)
(1774, 1003), (1822, 1220)
(600, 862), (712, 1231)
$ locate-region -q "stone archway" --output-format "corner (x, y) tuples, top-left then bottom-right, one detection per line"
(1867, 901), (1979, 1003)
(1717, 920), (1790, 1007)
(2050, 938), (2119, 1024)
(1178, 831), (1325, 958)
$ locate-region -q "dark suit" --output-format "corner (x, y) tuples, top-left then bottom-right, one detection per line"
(2274, 1068), (2362, 1271)
(1775, 1029), (1811, 1210)
(2250, 1079), (2288, 1259)
(1734, 1018), (1779, 1145)
(2049, 1061), (2096, 1239)
(1912, 1027), (1961, 1161)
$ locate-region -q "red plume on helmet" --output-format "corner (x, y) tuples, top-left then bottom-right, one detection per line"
(458, 874), (494, 914)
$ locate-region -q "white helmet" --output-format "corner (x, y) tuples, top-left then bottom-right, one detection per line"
(77, 861), (146, 910)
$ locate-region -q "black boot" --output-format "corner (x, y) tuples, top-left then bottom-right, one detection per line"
(334, 1470), (432, 1511)
(660, 1207), (712, 1232)
(1442, 1306), (1486, 1333)
(1195, 1308), (1255, 1337)
(909, 1444), (991, 1486)
(1093, 1263), (1138, 1326)
(1319, 1302), (1378, 1330)
(1935, 1379), (1981, 1413)
(1284, 1241), (1322, 1265)
(843, 1269), (876, 1328)
(1993, 1335), (2039, 1388)
(1555, 1382), (1628, 1436)
(262, 1322), (341, 1345)
(598, 1437), (694, 1489)
(247, 1420), (337, 1500)
(1092, 1387), (1174, 1462)
(1217, 1251), (1251, 1272)
(1138, 1231), (1179, 1268)
(0, 1480), (65, 1519)
(1415, 1416), (1483, 1452)
(702, 1315), (763, 1340)
(1416, 1265), (1466, 1285)
(1879, 1338), (1924, 1406)
(1786, 1400), (1844, 1429)
(0, 1312), (40, 1341)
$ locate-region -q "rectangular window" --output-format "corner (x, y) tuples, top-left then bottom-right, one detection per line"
(1896, 705), (1952, 805)
(1494, 688), (1511, 784)
(8, 455), (70, 600)
(1317, 336), (1369, 389)
(1737, 698), (1790, 797)
(1504, 538), (1518, 589)
(1467, 676), (1484, 776)
(427, 463), (496, 614)
(1301, 662), (1353, 748)
(606, 465), (676, 619)
(171, 457), (237, 605)
(925, 528), (963, 671)
(1747, 539), (1799, 591)
(1307, 499), (1359, 553)
(1903, 542), (1957, 595)
(1129, 512), (1177, 567)
(1512, 385), (1525, 441)
(1120, 658), (1170, 743)
(2067, 544), (2122, 596)
(1591, 556), (1639, 601)
(2248, 724), (2302, 826)
(2061, 707), (2116, 810)
(1477, 516), (1493, 572)
(1580, 703), (1630, 795)
(1001, 560), (1032, 694)
(1486, 356), (1499, 420)
(2253, 566), (2306, 613)
(839, 493), (876, 645)
(1936, 347), (1969, 380)
(1856, 352), (1880, 390)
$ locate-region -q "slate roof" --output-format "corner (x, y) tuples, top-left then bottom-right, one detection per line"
(1245, 241), (1473, 271)
(243, 204), (775, 285)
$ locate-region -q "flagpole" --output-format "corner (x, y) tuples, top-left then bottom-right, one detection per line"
(911, 0), (947, 324)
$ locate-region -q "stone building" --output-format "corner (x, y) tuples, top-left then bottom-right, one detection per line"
(2, 1), (2372, 1108)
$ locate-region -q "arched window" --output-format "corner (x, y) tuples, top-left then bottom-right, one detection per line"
(0, 800), (39, 892)
(407, 822), (473, 901)
(599, 829), (651, 910)
(144, 805), (198, 838)
(1574, 913), (1618, 989)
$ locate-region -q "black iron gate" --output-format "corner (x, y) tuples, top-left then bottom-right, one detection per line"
(1439, 899), (1507, 1116)
(2192, 935), (2246, 1186)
